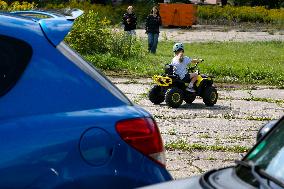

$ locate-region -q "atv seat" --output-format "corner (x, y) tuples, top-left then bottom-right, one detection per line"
(201, 74), (208, 78)
(164, 64), (174, 75)
(164, 64), (180, 79)
(201, 74), (215, 78)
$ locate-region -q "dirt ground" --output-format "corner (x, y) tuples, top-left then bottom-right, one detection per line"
(109, 77), (284, 179)
(136, 25), (284, 43)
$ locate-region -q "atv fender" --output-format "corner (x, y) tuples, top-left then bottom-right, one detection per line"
(195, 75), (204, 87)
(153, 75), (172, 87)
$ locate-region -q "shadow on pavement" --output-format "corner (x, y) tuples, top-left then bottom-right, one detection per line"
(154, 103), (231, 110)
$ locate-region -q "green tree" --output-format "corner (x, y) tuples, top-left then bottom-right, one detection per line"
(233, 0), (282, 8)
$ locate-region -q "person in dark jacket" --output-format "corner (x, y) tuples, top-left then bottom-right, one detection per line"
(122, 6), (137, 35)
(145, 6), (162, 54)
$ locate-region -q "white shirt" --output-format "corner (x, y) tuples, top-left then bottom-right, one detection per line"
(170, 56), (192, 79)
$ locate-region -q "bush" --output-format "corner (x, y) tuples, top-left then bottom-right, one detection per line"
(198, 5), (284, 25)
(85, 54), (129, 71)
(0, 0), (7, 10)
(0, 1), (37, 11)
(108, 31), (146, 59)
(2, 1), (283, 26)
(234, 0), (283, 8)
(55, 3), (284, 26)
(65, 10), (146, 60)
(65, 10), (111, 54)
(42, 1), (152, 26)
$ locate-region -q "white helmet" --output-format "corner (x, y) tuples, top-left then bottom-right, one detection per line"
(173, 43), (184, 52)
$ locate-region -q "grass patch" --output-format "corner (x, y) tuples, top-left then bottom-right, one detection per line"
(168, 128), (177, 135)
(86, 41), (284, 87)
(205, 157), (218, 161)
(199, 134), (211, 139)
(120, 79), (140, 84)
(133, 92), (147, 104)
(165, 140), (250, 153)
(244, 116), (274, 121)
(243, 97), (284, 104)
(227, 135), (250, 140)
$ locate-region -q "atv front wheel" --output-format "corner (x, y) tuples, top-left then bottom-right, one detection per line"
(184, 92), (196, 104)
(202, 86), (218, 106)
(165, 88), (183, 108)
(148, 85), (165, 104)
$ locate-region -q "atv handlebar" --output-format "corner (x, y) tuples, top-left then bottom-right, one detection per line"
(188, 58), (204, 72)
(196, 58), (204, 63)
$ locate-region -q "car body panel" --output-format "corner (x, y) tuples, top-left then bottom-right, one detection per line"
(0, 105), (172, 188)
(139, 167), (255, 189)
(139, 175), (202, 189)
(207, 168), (255, 189)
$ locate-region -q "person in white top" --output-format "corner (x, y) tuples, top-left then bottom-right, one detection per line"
(170, 43), (200, 92)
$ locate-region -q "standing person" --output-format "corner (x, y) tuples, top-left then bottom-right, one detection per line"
(122, 6), (137, 35)
(145, 6), (162, 54)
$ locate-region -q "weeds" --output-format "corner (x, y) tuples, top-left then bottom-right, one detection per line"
(243, 97), (284, 104)
(121, 79), (140, 84)
(245, 116), (273, 121)
(205, 157), (218, 160)
(168, 128), (177, 135)
(199, 134), (211, 139)
(133, 92), (147, 104)
(165, 140), (250, 153)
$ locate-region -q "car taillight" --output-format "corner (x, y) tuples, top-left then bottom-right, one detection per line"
(116, 117), (166, 167)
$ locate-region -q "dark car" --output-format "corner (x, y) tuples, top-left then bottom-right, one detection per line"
(140, 116), (284, 189)
(0, 10), (172, 188)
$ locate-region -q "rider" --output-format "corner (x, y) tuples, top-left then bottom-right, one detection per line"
(170, 43), (200, 92)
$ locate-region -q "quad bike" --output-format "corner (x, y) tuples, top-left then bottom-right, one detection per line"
(148, 59), (218, 108)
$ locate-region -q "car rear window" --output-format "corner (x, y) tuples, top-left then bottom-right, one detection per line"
(57, 42), (132, 105)
(0, 35), (32, 96)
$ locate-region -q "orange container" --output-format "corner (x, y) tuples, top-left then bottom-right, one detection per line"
(159, 3), (197, 27)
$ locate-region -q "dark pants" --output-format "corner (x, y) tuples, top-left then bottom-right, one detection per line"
(148, 33), (159, 54)
(182, 73), (191, 83)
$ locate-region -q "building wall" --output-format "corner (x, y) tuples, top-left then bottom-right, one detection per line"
(205, 0), (221, 4)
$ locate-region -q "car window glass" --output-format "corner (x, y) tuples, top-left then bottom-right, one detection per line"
(248, 120), (284, 181)
(236, 119), (284, 186)
(0, 35), (32, 96)
(57, 42), (131, 105)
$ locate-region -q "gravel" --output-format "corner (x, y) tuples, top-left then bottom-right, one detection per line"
(135, 27), (284, 43)
(110, 77), (284, 179)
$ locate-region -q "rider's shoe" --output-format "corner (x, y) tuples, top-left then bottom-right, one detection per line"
(186, 87), (196, 92)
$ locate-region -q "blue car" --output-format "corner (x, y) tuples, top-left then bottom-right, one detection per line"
(0, 10), (172, 188)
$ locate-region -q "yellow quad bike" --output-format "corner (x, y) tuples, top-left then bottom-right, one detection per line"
(148, 59), (218, 108)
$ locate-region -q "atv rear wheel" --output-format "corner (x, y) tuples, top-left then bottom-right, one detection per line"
(165, 88), (183, 108)
(148, 85), (165, 104)
(202, 86), (218, 106)
(184, 92), (196, 104)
